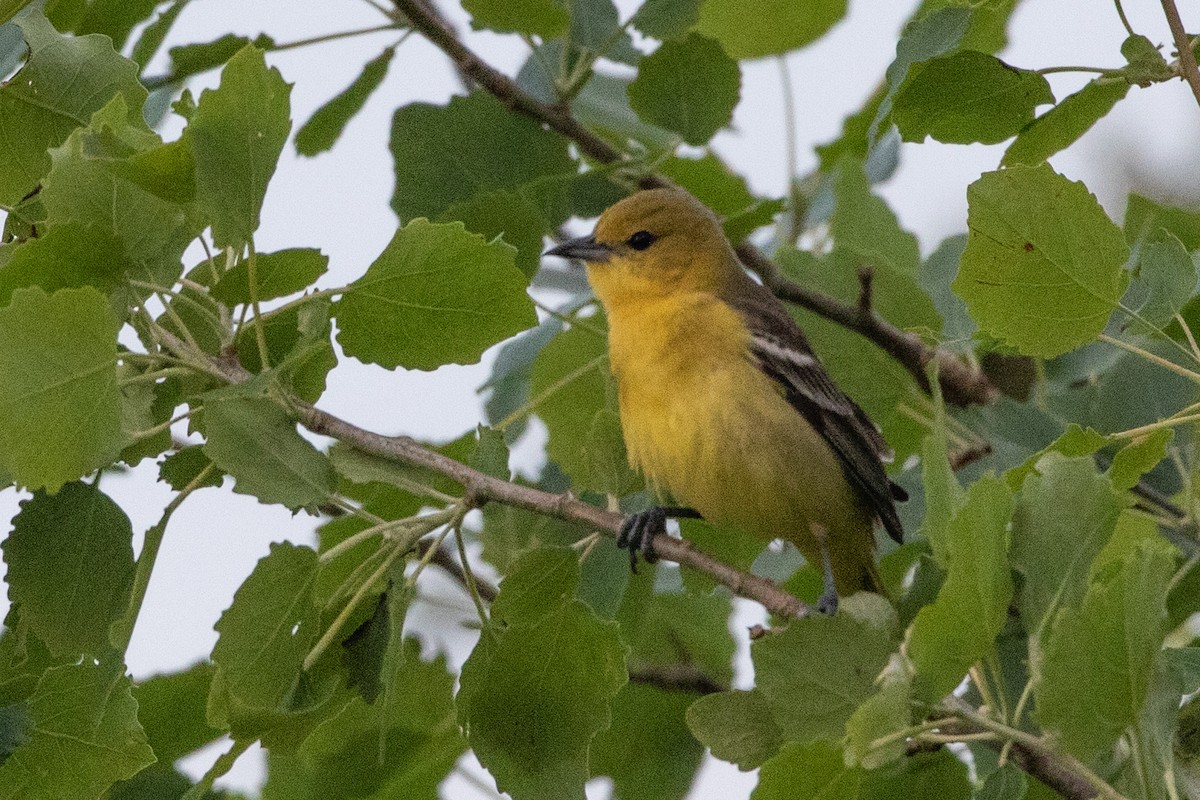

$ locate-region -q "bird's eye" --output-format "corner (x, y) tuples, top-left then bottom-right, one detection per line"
(627, 230), (656, 251)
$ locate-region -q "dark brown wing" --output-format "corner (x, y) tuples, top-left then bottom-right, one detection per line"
(726, 278), (905, 544)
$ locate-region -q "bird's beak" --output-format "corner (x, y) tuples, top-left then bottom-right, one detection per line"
(545, 234), (611, 264)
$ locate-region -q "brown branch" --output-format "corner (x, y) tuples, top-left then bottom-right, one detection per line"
(389, 0), (998, 408)
(1161, 0), (1200, 109)
(188, 343), (810, 620)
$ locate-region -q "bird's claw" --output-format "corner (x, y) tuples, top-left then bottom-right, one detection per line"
(617, 506), (668, 574)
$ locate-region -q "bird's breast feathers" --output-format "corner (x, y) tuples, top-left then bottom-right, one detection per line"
(604, 293), (867, 540)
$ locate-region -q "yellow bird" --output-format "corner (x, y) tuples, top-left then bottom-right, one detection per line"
(546, 188), (905, 612)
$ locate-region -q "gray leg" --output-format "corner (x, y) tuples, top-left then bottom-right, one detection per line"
(813, 525), (838, 615)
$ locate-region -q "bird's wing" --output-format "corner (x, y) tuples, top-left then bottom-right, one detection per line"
(726, 281), (905, 544)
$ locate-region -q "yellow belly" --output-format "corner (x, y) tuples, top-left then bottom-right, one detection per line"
(606, 293), (879, 594)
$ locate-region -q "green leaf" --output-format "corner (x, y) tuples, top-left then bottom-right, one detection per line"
(906, 476), (1014, 701)
(463, 0), (568, 38)
(685, 689), (783, 769)
(659, 152), (781, 243)
(295, 46), (395, 157)
(490, 546), (580, 626)
(0, 223), (130, 312)
(235, 297), (336, 404)
(1118, 33), (1172, 85)
(210, 542), (320, 720)
(335, 218), (536, 370)
(1036, 535), (1175, 760)
(830, 158), (920, 275)
(3, 482), (134, 658)
(165, 33), (276, 86)
(627, 33), (740, 146)
(918, 380), (965, 569)
(0, 11), (147, 206)
(976, 763), (1028, 800)
(631, 0), (701, 40)
(590, 683), (703, 800)
(1125, 192), (1200, 250)
(201, 394), (335, 512)
(844, 656), (912, 769)
(132, 662), (223, 764)
(1002, 79), (1130, 167)
(390, 92), (574, 222)
(859, 748), (970, 799)
(297, 637), (464, 799)
(1003, 423), (1108, 491)
(1010, 453), (1126, 637)
(752, 740), (861, 800)
(438, 188), (550, 279)
(869, 6), (972, 144)
(1124, 230), (1196, 334)
(565, 0), (622, 52)
(695, 0), (846, 60)
(753, 595), (896, 743)
(625, 592), (734, 685)
(458, 548), (626, 800)
(130, 0), (186, 68)
(953, 164), (1130, 357)
(40, 94), (200, 289)
(211, 249), (329, 305)
(0, 1), (34, 26)
(893, 51), (1052, 144)
(529, 320), (638, 493)
(0, 287), (121, 492)
(1109, 427), (1172, 491)
(918, 235), (976, 351)
(0, 663), (154, 797)
(187, 45), (292, 248)
(71, 0), (159, 50)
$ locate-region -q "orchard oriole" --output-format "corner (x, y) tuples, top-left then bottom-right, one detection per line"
(546, 189), (905, 612)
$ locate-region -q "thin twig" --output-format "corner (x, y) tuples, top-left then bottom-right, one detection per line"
(389, 0), (998, 408)
(1161, 0), (1200, 109)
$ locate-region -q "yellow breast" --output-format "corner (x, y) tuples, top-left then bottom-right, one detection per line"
(604, 292), (876, 592)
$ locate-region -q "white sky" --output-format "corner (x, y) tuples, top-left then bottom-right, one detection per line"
(1, 0), (1198, 796)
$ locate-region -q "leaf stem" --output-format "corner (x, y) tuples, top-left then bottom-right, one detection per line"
(1035, 65), (1117, 75)
(271, 23), (404, 53)
(111, 463), (215, 655)
(1112, 411), (1200, 440)
(866, 717), (959, 752)
(454, 524), (491, 629)
(1114, 0), (1136, 36)
(1098, 333), (1200, 385)
(495, 352), (608, 431)
(243, 287), (342, 327)
(305, 539), (406, 671)
(245, 241), (271, 369)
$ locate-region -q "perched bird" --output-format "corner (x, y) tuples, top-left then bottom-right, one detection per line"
(546, 188), (905, 612)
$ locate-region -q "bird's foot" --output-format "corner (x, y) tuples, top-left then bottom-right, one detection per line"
(813, 525), (839, 616)
(617, 506), (701, 573)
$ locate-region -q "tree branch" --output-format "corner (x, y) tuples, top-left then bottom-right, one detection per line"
(390, 0), (999, 408)
(1160, 0), (1200, 109)
(184, 343), (810, 620)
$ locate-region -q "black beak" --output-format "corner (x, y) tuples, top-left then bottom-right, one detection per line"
(545, 234), (611, 264)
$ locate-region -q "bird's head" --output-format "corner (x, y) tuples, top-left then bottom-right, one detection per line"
(545, 188), (740, 309)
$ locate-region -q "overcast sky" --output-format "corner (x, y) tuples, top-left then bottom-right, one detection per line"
(1, 0), (1198, 796)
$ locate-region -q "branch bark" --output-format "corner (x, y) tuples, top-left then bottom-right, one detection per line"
(390, 0), (999, 408)
(1161, 0), (1200, 109)
(185, 344), (810, 620)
